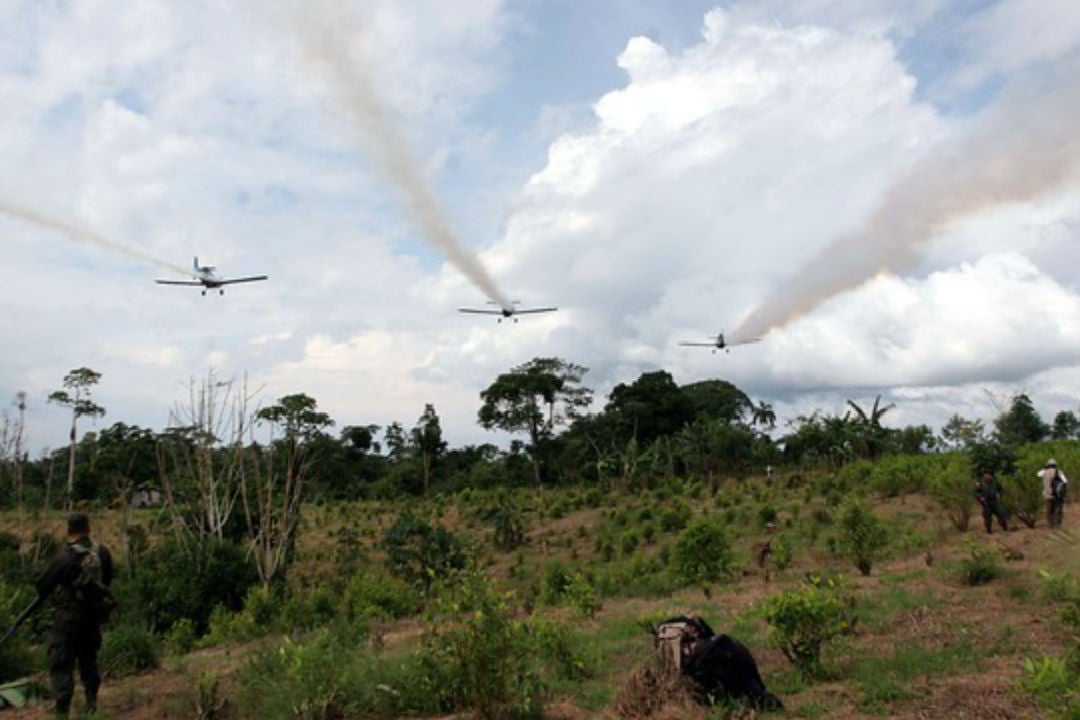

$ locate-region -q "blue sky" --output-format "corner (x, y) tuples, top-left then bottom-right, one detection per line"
(1, 0), (1079, 454)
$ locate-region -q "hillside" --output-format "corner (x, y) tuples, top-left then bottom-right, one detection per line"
(1, 476), (1078, 720)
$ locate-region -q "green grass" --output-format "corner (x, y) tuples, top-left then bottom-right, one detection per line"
(855, 585), (941, 633)
(851, 638), (982, 714)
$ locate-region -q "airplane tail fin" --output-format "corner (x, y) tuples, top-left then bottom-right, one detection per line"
(194, 256), (199, 271)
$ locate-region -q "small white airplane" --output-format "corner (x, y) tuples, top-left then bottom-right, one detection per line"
(679, 332), (761, 354)
(458, 301), (558, 323)
(155, 257), (269, 296)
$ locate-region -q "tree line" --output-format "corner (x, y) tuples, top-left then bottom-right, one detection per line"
(0, 360), (1076, 512)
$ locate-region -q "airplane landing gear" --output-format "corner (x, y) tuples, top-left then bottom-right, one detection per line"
(201, 290), (207, 296)
(219, 289), (225, 296)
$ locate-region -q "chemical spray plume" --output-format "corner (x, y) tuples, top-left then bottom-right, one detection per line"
(289, 0), (513, 311)
(0, 199), (189, 276)
(734, 69), (1080, 341)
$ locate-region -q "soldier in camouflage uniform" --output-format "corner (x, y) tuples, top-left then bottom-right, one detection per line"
(36, 513), (114, 717)
(974, 470), (1008, 534)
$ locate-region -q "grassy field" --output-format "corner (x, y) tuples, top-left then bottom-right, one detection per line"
(2, 473), (1077, 719)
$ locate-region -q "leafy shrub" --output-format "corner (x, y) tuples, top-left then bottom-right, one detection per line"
(869, 455), (932, 497)
(164, 618), (197, 656)
(279, 584), (339, 633)
(772, 533), (795, 571)
(539, 561), (573, 606)
(928, 454), (976, 531)
(416, 572), (585, 719)
(118, 536), (258, 634)
(342, 571), (419, 621)
(618, 529), (641, 555)
(669, 515), (735, 595)
(959, 546), (1005, 586)
(100, 624), (161, 677)
(761, 575), (856, 675)
(382, 515), (467, 590)
(1003, 456), (1046, 528)
(1022, 656), (1080, 720)
(0, 578), (34, 682)
(565, 572), (601, 618)
(837, 499), (889, 576)
(1021, 567), (1080, 719)
(491, 505), (528, 550)
(658, 501), (691, 532)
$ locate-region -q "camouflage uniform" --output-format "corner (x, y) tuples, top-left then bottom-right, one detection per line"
(974, 473), (1008, 534)
(36, 529), (113, 717)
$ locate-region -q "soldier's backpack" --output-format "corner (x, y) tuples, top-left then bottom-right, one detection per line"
(70, 543), (117, 623)
(1052, 473), (1068, 501)
(654, 615), (714, 672)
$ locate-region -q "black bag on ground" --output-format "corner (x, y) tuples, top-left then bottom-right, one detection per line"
(656, 615), (782, 711)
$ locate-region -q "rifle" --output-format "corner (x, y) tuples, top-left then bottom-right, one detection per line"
(0, 596), (42, 647)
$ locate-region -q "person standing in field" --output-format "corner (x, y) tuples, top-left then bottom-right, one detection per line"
(974, 470), (1008, 534)
(36, 513), (114, 717)
(1040, 459), (1069, 529)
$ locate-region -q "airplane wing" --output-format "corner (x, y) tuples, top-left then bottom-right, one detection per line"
(512, 307), (558, 315)
(729, 338), (762, 347)
(458, 308), (505, 315)
(678, 342), (718, 347)
(219, 275), (269, 285)
(155, 279), (203, 286)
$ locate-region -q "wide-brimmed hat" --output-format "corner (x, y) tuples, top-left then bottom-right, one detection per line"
(1047, 459), (1058, 467)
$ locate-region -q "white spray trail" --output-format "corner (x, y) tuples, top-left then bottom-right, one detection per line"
(290, 0), (513, 311)
(0, 199), (189, 276)
(735, 70), (1080, 341)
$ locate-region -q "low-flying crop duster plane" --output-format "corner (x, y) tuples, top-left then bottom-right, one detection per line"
(458, 301), (558, 323)
(155, 257), (269, 296)
(679, 332), (760, 354)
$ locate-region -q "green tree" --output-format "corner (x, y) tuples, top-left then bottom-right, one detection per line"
(411, 404), (446, 494)
(1051, 411), (1080, 440)
(751, 401), (777, 430)
(247, 393), (334, 585)
(680, 379), (753, 424)
(994, 394), (1049, 445)
(48, 367), (105, 508)
(605, 370), (693, 446)
(846, 395), (895, 459)
(940, 414), (986, 450)
(478, 358), (592, 485)
(675, 416), (759, 481)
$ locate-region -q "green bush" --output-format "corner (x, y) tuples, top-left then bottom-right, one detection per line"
(658, 501), (691, 532)
(869, 455), (933, 497)
(761, 575), (856, 675)
(539, 561), (573, 606)
(382, 515), (467, 590)
(416, 574), (546, 719)
(565, 572), (601, 618)
(164, 618), (197, 656)
(1022, 568), (1080, 719)
(772, 533), (795, 571)
(837, 499), (889, 576)
(669, 515), (735, 595)
(1022, 656), (1080, 720)
(959, 546), (1006, 586)
(100, 624), (161, 678)
(0, 578), (34, 682)
(342, 571), (420, 621)
(928, 454), (976, 531)
(119, 536), (259, 634)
